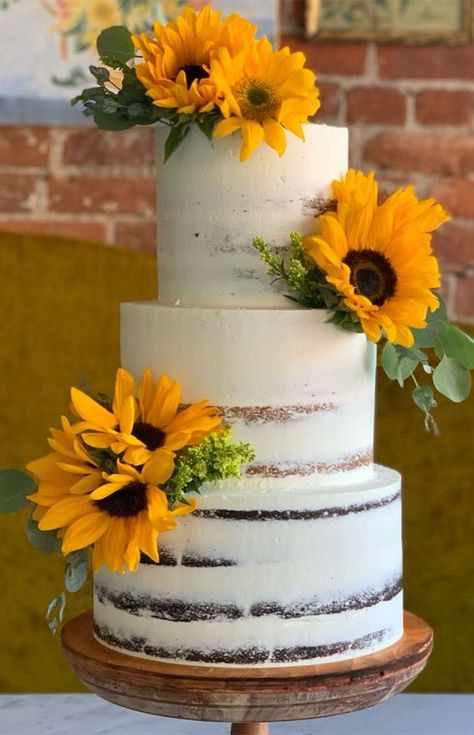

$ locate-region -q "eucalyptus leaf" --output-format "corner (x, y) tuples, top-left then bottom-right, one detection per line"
(25, 516), (62, 554)
(412, 385), (437, 413)
(93, 110), (135, 130)
(65, 549), (89, 593)
(97, 26), (135, 64)
(164, 123), (191, 161)
(412, 293), (448, 348)
(381, 341), (399, 380)
(395, 344), (427, 362)
(397, 357), (418, 387)
(0, 469), (36, 513)
(437, 324), (474, 370)
(46, 592), (66, 634)
(433, 356), (471, 402)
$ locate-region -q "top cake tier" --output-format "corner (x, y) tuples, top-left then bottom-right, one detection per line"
(156, 123), (348, 308)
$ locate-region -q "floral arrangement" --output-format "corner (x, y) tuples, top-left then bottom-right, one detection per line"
(73, 4), (320, 160)
(0, 368), (254, 630)
(253, 169), (474, 433)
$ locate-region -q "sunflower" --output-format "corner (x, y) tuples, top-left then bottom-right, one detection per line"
(27, 416), (103, 510)
(133, 5), (256, 114)
(34, 454), (194, 573)
(303, 170), (450, 347)
(211, 37), (320, 161)
(73, 368), (222, 468)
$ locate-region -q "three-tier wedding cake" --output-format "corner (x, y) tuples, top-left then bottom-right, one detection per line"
(93, 124), (403, 666)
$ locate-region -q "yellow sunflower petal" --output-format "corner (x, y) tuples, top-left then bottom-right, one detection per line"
(70, 388), (116, 429)
(142, 449), (175, 486)
(213, 117), (243, 138)
(112, 368), (136, 418)
(240, 120), (265, 162)
(263, 118), (287, 157)
(61, 512), (110, 555)
(39, 495), (93, 531)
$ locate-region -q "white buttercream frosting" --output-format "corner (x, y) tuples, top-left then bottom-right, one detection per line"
(155, 123), (348, 308)
(121, 302), (376, 483)
(94, 468), (403, 666)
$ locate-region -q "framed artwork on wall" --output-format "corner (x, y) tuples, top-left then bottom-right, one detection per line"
(0, 0), (278, 123)
(283, 0), (474, 43)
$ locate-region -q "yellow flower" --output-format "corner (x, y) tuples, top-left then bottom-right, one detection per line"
(36, 455), (194, 573)
(133, 5), (256, 114)
(303, 170), (450, 348)
(86, 0), (122, 28)
(27, 416), (103, 508)
(211, 37), (320, 161)
(50, 0), (86, 34)
(73, 367), (222, 468)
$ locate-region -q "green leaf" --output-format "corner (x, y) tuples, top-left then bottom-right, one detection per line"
(397, 357), (418, 387)
(93, 110), (135, 130)
(46, 593), (66, 634)
(412, 385), (437, 413)
(433, 356), (471, 402)
(65, 549), (89, 593)
(412, 293), (448, 348)
(381, 341), (399, 380)
(436, 324), (474, 370)
(25, 516), (62, 554)
(97, 26), (135, 64)
(164, 123), (191, 162)
(395, 345), (427, 362)
(0, 469), (36, 513)
(89, 65), (110, 84)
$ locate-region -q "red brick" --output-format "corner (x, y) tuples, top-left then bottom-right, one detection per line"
(48, 175), (156, 216)
(416, 90), (473, 126)
(430, 178), (474, 219)
(454, 275), (474, 319)
(62, 128), (155, 167)
(316, 82), (340, 121)
(282, 36), (367, 76)
(432, 222), (474, 270)
(378, 45), (474, 80)
(0, 173), (37, 213)
(0, 127), (49, 167)
(347, 87), (406, 125)
(115, 220), (156, 254)
(365, 133), (474, 175)
(0, 218), (106, 242)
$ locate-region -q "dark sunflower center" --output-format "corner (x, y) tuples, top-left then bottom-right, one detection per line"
(179, 64), (209, 88)
(132, 421), (165, 451)
(94, 481), (147, 518)
(343, 249), (397, 306)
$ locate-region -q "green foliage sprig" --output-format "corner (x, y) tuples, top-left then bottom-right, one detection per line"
(72, 26), (222, 160)
(253, 233), (474, 432)
(163, 427), (255, 505)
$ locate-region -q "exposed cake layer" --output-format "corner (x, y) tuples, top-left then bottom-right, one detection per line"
(121, 302), (376, 485)
(155, 123), (348, 308)
(94, 466), (403, 666)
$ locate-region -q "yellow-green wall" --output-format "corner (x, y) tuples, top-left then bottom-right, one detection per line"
(0, 231), (472, 692)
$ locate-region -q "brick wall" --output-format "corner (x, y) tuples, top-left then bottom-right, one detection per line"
(0, 38), (473, 319)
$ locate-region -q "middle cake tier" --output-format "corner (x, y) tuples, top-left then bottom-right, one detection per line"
(121, 302), (376, 487)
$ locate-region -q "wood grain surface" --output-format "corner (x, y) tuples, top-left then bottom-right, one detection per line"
(61, 610), (432, 725)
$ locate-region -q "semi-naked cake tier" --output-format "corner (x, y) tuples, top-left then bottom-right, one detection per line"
(94, 468), (402, 665)
(120, 303), (376, 485)
(155, 124), (348, 307)
(93, 123), (404, 666)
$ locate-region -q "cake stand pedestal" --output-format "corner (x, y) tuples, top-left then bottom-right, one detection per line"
(61, 611), (432, 735)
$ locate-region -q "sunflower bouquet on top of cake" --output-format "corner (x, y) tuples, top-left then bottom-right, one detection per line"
(72, 3), (320, 160)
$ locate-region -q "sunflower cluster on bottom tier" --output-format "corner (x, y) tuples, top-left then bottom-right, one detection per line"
(23, 368), (254, 576)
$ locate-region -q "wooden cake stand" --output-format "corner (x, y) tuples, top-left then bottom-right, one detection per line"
(61, 610), (432, 735)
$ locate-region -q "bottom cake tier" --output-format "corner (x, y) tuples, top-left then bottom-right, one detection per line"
(93, 466), (403, 667)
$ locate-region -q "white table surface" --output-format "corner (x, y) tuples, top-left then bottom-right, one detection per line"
(0, 694), (473, 735)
